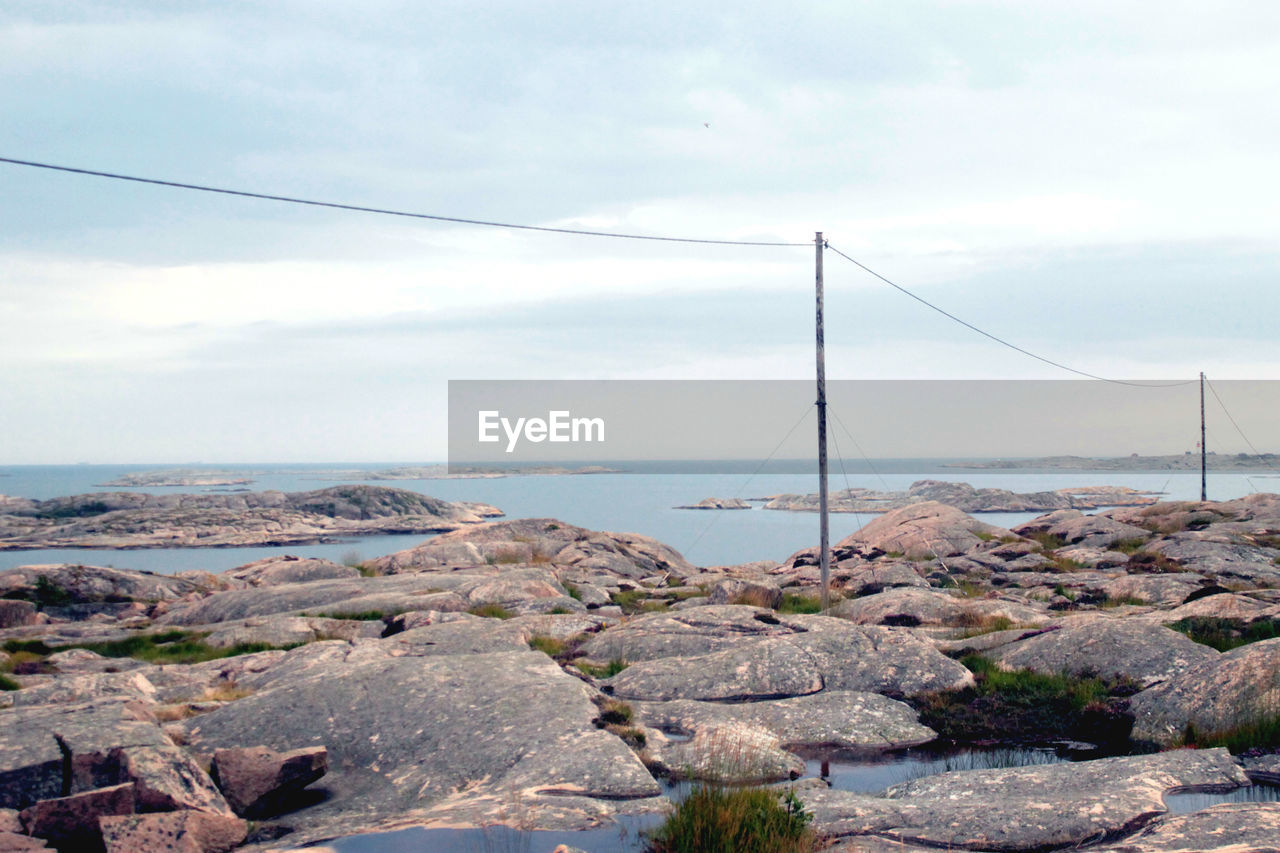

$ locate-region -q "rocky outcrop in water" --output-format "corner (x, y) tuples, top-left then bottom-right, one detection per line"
(0, 486), (502, 550)
(761, 480), (1159, 513)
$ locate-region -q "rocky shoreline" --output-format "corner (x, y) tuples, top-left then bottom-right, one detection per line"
(675, 480), (1161, 513)
(944, 452), (1280, 471)
(2, 495), (1280, 851)
(0, 486), (501, 551)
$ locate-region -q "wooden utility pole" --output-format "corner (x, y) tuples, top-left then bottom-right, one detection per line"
(815, 232), (830, 611)
(1201, 371), (1207, 502)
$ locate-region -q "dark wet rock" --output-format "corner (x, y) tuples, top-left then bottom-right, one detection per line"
(829, 587), (1047, 628)
(0, 601), (36, 629)
(99, 811), (247, 853)
(1094, 801), (1280, 852)
(20, 783), (135, 852)
(801, 748), (1247, 852)
(221, 555), (359, 587)
(706, 578), (782, 608)
(839, 501), (1013, 559)
(179, 648), (660, 843)
(1130, 637), (1280, 744)
(210, 745), (327, 818)
(989, 618), (1219, 686)
(367, 518), (693, 580)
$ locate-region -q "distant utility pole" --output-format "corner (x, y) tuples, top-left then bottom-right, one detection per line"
(1201, 371), (1207, 502)
(815, 232), (830, 610)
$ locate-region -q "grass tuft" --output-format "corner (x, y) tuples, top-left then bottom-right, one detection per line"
(777, 592), (823, 614)
(468, 604), (515, 619)
(576, 657), (628, 678)
(1169, 616), (1280, 652)
(645, 786), (816, 853)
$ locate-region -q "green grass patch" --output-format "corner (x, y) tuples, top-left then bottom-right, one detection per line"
(777, 592), (823, 614)
(973, 531), (995, 542)
(955, 615), (1016, 637)
(3, 639), (53, 656)
(1169, 617), (1280, 652)
(1, 576), (74, 609)
(0, 674), (20, 691)
(1180, 714), (1280, 753)
(1101, 595), (1148, 608)
(611, 589), (667, 614)
(1110, 537), (1151, 555)
(74, 631), (298, 665)
(302, 610), (390, 621)
(1028, 532), (1067, 550)
(576, 657), (628, 678)
(562, 581), (582, 601)
(528, 635), (568, 657)
(912, 654), (1133, 747)
(645, 785), (816, 853)
(467, 604), (515, 619)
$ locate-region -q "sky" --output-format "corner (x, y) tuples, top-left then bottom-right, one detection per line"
(1, 1), (1279, 463)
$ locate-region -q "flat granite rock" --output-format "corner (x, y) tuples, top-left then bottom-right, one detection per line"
(634, 690), (936, 751)
(828, 587), (1048, 628)
(1093, 801), (1280, 852)
(180, 649), (661, 843)
(603, 622), (971, 702)
(989, 619), (1219, 686)
(801, 748), (1248, 852)
(841, 501), (1012, 559)
(1130, 637), (1280, 744)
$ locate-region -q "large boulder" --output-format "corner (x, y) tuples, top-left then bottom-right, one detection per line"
(988, 618), (1219, 686)
(210, 746), (327, 819)
(221, 556), (359, 587)
(842, 502), (1011, 560)
(19, 783), (135, 852)
(1014, 511), (1151, 550)
(1130, 637), (1280, 744)
(0, 600), (37, 629)
(829, 587), (1047, 628)
(367, 518), (694, 579)
(98, 811), (247, 853)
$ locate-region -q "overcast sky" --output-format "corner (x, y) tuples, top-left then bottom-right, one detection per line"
(2, 1), (1278, 463)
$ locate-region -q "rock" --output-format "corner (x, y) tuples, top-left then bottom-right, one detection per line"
(1102, 574), (1202, 607)
(198, 616), (383, 649)
(0, 833), (47, 851)
(179, 649), (660, 844)
(706, 578), (782, 608)
(829, 587), (1047, 628)
(604, 620), (971, 701)
(1093, 802), (1280, 852)
(647, 723), (804, 783)
(0, 601), (37, 629)
(801, 748), (1247, 852)
(674, 497), (751, 510)
(221, 556), (359, 587)
(1162, 592), (1278, 622)
(578, 606), (787, 663)
(210, 746), (327, 818)
(764, 482), (1157, 514)
(1130, 637), (1280, 744)
(1241, 753), (1280, 784)
(842, 502), (1012, 559)
(98, 811), (247, 853)
(112, 745), (233, 816)
(0, 486), (500, 550)
(368, 518), (693, 579)
(836, 562), (928, 596)
(0, 813), (20, 834)
(1143, 534), (1280, 585)
(7, 671), (159, 709)
(20, 783), (135, 852)
(989, 619), (1219, 686)
(0, 565), (207, 610)
(1014, 511), (1152, 550)
(634, 690), (936, 752)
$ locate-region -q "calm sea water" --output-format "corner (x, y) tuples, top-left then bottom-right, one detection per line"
(0, 462), (1273, 574)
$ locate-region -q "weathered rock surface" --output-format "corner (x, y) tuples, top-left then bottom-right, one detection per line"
(220, 556), (359, 587)
(367, 518), (693, 579)
(0, 486), (501, 550)
(1094, 801), (1280, 852)
(20, 783), (135, 852)
(210, 745), (327, 818)
(604, 618), (972, 701)
(635, 691), (935, 752)
(98, 810), (247, 853)
(840, 501), (1014, 559)
(1014, 510), (1153, 549)
(180, 648), (660, 843)
(1130, 637), (1280, 744)
(829, 586), (1047, 628)
(706, 577), (782, 608)
(989, 619), (1219, 686)
(801, 749), (1248, 852)
(0, 601), (37, 629)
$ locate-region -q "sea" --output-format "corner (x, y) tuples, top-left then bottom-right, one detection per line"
(0, 461), (1274, 575)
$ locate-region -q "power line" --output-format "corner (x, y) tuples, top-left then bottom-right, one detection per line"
(1204, 376), (1280, 472)
(824, 242), (1198, 389)
(0, 156), (810, 247)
